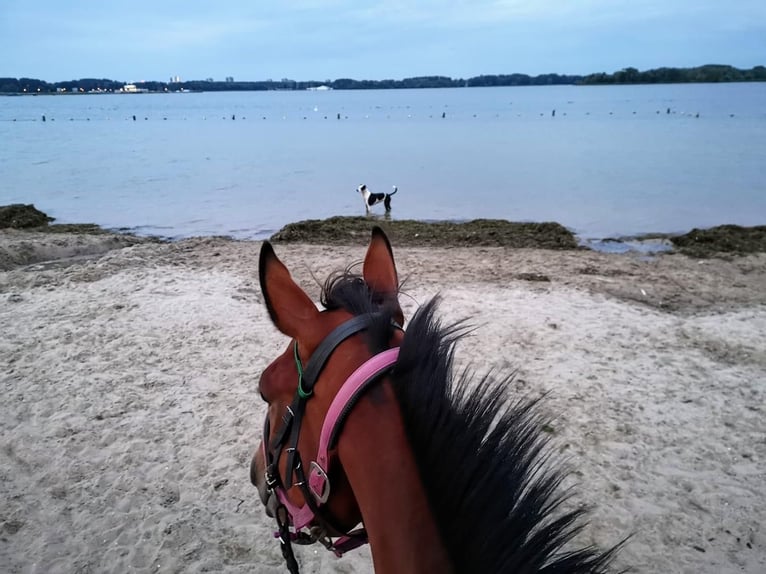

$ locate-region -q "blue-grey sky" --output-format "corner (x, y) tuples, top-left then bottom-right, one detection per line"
(2, 1), (764, 82)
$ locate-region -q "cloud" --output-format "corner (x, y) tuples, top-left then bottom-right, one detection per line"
(338, 0), (766, 32)
(1, 0), (763, 80)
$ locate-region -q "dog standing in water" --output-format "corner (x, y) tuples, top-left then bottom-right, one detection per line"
(357, 184), (398, 214)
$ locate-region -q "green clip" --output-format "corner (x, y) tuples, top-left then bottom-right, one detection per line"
(294, 341), (313, 399)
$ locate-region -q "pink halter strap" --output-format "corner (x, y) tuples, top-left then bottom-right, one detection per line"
(274, 347), (400, 532)
(310, 347), (400, 498)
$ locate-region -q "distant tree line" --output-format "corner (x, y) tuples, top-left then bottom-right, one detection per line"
(466, 73), (583, 86)
(1, 65), (764, 94)
(0, 77), (125, 93)
(580, 64), (766, 85)
(0, 74), (580, 93)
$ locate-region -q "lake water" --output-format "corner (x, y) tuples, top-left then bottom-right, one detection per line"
(1, 83), (765, 241)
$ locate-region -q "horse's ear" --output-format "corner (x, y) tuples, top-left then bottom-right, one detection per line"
(363, 227), (404, 323)
(363, 226), (399, 295)
(259, 241), (319, 338)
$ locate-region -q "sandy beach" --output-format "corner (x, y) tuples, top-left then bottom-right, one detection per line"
(1, 231), (765, 573)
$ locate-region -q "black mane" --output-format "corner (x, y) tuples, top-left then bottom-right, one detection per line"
(320, 268), (396, 353)
(390, 298), (620, 573)
(322, 271), (619, 572)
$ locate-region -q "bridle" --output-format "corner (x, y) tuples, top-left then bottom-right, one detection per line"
(261, 312), (400, 573)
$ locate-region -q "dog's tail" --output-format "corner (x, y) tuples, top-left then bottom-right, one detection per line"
(389, 185), (398, 196)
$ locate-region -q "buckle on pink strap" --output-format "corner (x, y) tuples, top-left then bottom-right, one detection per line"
(308, 347), (400, 505)
(308, 461), (330, 504)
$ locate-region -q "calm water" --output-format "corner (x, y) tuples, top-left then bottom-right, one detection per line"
(1, 84), (765, 241)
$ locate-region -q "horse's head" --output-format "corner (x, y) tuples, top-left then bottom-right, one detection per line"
(251, 226), (404, 552)
(251, 227), (622, 573)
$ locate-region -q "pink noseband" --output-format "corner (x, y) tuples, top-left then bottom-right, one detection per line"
(265, 346), (400, 553)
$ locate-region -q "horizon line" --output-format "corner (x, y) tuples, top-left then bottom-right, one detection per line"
(8, 63), (765, 85)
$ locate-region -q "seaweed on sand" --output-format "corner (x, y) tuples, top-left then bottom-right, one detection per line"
(270, 216), (580, 249)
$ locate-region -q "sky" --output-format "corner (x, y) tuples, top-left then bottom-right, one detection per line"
(1, 0), (765, 83)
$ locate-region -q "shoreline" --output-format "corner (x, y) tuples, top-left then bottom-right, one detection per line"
(2, 214), (766, 272)
(4, 64), (765, 95)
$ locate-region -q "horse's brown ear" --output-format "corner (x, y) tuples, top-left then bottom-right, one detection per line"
(259, 241), (318, 338)
(363, 226), (398, 295)
(363, 227), (404, 323)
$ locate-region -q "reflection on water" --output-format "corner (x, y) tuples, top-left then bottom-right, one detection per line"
(581, 237), (674, 255)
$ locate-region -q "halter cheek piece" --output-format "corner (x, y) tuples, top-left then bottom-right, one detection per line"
(262, 313), (400, 571)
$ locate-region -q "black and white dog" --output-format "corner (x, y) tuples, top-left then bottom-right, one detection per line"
(356, 184), (398, 214)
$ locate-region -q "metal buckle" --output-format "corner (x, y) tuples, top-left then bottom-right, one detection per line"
(308, 461), (330, 504)
(265, 464), (279, 490)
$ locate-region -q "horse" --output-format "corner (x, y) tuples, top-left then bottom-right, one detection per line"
(251, 226), (620, 573)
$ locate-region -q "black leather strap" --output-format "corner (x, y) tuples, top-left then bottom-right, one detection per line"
(301, 314), (378, 390)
